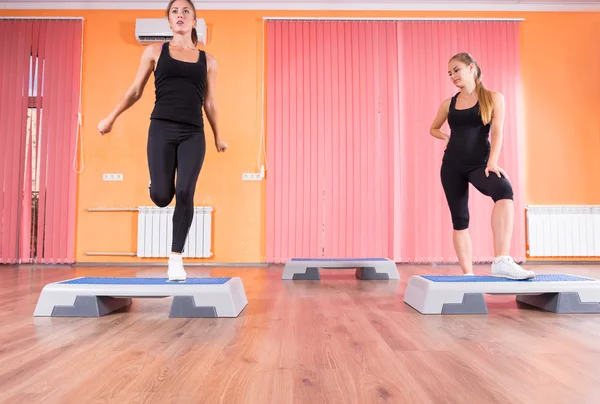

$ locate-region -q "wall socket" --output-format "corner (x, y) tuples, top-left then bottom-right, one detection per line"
(103, 173), (123, 181)
(242, 173), (262, 181)
(241, 165), (265, 181)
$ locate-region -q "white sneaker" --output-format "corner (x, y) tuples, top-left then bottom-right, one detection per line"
(167, 254), (186, 281)
(491, 256), (534, 280)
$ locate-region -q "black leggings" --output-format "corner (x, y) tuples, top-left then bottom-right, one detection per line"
(147, 119), (206, 253)
(441, 162), (513, 231)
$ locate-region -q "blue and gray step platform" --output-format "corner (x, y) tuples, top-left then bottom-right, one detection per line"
(403, 274), (600, 314)
(33, 277), (248, 318)
(282, 257), (399, 280)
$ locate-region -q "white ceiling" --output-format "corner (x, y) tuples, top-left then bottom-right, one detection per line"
(2, 0), (600, 11)
(11, 0), (600, 2)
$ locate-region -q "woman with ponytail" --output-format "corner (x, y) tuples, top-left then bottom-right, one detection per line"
(98, 0), (227, 281)
(429, 52), (534, 280)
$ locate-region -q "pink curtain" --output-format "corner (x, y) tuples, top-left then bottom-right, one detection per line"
(266, 20), (321, 262)
(266, 20), (399, 262)
(0, 20), (33, 264)
(266, 19), (524, 263)
(0, 19), (82, 264)
(36, 20), (83, 264)
(395, 21), (525, 263)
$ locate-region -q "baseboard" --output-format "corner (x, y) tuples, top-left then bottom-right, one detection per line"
(71, 262), (270, 267)
(523, 260), (600, 265)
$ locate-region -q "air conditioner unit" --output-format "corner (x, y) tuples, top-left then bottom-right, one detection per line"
(135, 18), (207, 46)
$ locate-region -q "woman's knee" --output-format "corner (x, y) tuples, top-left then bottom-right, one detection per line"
(150, 187), (174, 207)
(448, 201), (470, 230)
(452, 213), (469, 230)
(453, 220), (469, 231)
(175, 188), (194, 207)
(491, 179), (514, 202)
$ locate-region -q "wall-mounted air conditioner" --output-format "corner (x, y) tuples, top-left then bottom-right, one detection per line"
(135, 18), (207, 46)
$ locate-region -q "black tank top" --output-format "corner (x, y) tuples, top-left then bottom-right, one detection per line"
(150, 42), (207, 128)
(443, 92), (491, 165)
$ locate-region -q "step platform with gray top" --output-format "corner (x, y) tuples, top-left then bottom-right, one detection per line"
(33, 277), (248, 318)
(282, 258), (399, 280)
(403, 274), (600, 314)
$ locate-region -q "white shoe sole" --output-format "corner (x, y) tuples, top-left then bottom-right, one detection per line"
(168, 273), (186, 282)
(491, 272), (535, 280)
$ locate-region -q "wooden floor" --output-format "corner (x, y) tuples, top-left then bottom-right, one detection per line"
(1, 263), (600, 403)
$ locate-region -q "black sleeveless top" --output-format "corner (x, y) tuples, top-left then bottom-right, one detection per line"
(443, 92), (491, 166)
(150, 42), (207, 128)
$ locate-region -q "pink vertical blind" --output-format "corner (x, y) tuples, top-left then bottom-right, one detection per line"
(267, 19), (524, 263)
(0, 20), (32, 264)
(36, 20), (83, 264)
(266, 20), (399, 262)
(0, 19), (82, 264)
(395, 21), (526, 263)
(266, 20), (322, 262)
(321, 21), (398, 260)
(21, 21), (45, 263)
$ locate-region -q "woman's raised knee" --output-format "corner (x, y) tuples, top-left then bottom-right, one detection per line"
(150, 189), (173, 207)
(491, 180), (514, 202)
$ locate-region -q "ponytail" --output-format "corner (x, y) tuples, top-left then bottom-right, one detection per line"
(474, 64), (493, 125)
(191, 27), (198, 46)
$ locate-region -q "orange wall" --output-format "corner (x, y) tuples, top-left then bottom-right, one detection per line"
(1, 9), (599, 263)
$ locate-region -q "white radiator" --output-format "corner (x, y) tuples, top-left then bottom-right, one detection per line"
(526, 205), (600, 257)
(137, 206), (214, 258)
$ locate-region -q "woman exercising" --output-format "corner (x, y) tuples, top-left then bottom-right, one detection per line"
(430, 52), (534, 280)
(98, 0), (226, 281)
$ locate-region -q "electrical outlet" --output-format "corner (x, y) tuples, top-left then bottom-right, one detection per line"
(103, 173), (123, 181)
(242, 172), (262, 181)
(242, 166), (265, 181)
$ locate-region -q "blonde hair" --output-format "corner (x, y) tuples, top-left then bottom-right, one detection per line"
(166, 0), (198, 45)
(450, 52), (493, 125)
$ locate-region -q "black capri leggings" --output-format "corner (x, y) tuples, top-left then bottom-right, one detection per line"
(147, 118), (206, 253)
(441, 162), (513, 231)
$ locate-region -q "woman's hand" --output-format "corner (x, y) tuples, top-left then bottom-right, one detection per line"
(215, 137), (228, 152)
(485, 162), (508, 179)
(98, 117), (114, 135)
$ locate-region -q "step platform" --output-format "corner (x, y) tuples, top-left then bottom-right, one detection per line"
(404, 274), (600, 314)
(33, 277), (248, 318)
(282, 258), (399, 280)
